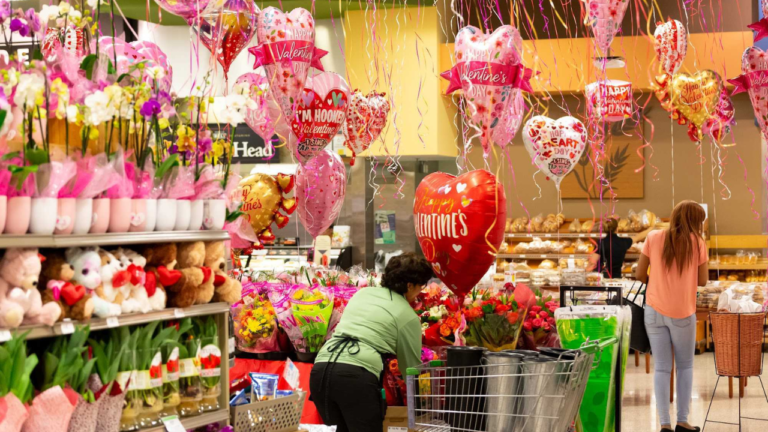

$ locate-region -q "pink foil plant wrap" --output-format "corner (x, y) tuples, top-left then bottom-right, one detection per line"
(0, 156), (11, 198)
(34, 160), (77, 198)
(163, 165), (195, 199)
(194, 165), (224, 200)
(73, 154), (120, 199)
(0, 393), (28, 432)
(105, 150), (135, 199)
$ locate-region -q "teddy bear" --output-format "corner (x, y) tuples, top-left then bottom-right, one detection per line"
(38, 250), (94, 322)
(113, 248), (166, 313)
(164, 241), (215, 308)
(204, 241), (242, 304)
(142, 243), (181, 301)
(0, 248), (61, 327)
(66, 247), (122, 318)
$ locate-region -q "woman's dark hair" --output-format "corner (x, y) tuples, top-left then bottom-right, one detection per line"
(381, 253), (434, 295)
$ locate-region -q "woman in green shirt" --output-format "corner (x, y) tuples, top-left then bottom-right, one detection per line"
(310, 253), (433, 432)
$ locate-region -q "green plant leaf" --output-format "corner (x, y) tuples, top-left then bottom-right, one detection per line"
(80, 54), (98, 80)
(155, 154), (179, 179)
(0, 151), (19, 161)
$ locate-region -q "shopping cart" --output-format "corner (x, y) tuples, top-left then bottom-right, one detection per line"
(405, 338), (617, 432)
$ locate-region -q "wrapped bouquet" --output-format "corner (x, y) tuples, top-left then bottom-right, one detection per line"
(413, 282), (466, 347)
(232, 281), (280, 353)
(463, 289), (527, 352)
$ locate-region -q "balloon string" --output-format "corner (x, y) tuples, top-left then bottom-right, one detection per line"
(735, 149), (760, 220)
(670, 116), (675, 208)
(484, 145), (501, 257)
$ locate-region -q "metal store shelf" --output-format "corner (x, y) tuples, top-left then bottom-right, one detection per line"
(0, 230), (229, 249)
(143, 409), (230, 431)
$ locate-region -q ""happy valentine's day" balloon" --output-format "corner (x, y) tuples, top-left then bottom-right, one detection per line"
(522, 116), (587, 187)
(295, 150), (346, 238)
(239, 173), (296, 242)
(668, 70), (722, 134)
(586, 80), (633, 122)
(414, 170), (506, 297)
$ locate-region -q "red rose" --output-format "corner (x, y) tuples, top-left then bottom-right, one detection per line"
(528, 310), (537, 318)
(547, 317), (556, 326)
(506, 312), (519, 324)
(523, 321), (533, 331)
(532, 318), (543, 328)
(543, 322), (551, 331)
(539, 311), (549, 319)
(531, 305), (542, 313)
(495, 303), (511, 314)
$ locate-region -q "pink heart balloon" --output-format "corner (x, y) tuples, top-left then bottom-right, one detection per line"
(491, 91), (525, 149)
(654, 19), (687, 77)
(194, 0), (258, 79)
(730, 47), (768, 139)
(295, 149), (346, 239)
(343, 90), (390, 161)
(586, 0), (629, 54)
(521, 115), (587, 187)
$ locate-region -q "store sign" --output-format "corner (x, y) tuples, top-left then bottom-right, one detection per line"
(0, 43), (34, 66)
(208, 124), (279, 164)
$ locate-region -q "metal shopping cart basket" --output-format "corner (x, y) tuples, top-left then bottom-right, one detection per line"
(405, 338), (616, 432)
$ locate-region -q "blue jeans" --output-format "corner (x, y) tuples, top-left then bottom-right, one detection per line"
(644, 306), (697, 426)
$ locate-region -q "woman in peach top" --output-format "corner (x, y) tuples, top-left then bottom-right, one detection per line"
(635, 201), (708, 432)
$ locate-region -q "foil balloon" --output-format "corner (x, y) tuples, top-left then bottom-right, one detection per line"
(668, 70), (722, 139)
(748, 0), (768, 43)
(295, 150), (346, 239)
(413, 170), (506, 297)
(196, 0), (258, 80)
(41, 26), (85, 60)
(491, 92), (526, 149)
(701, 91), (735, 141)
(586, 80), (633, 122)
(153, 0), (212, 23)
(289, 72), (350, 163)
(249, 7), (328, 123)
(585, 0), (630, 55)
(239, 173), (296, 245)
(98, 37), (173, 93)
(343, 90), (390, 164)
(522, 116), (587, 187)
(654, 19), (687, 77)
(234, 72), (288, 142)
(440, 25), (534, 155)
(729, 47), (768, 139)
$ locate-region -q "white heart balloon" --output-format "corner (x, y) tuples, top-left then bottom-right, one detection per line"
(522, 115), (587, 187)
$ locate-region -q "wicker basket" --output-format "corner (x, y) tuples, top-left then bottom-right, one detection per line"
(710, 312), (766, 377)
(231, 392), (305, 432)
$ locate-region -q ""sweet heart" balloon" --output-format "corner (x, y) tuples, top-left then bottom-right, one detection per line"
(289, 72), (350, 163)
(586, 0), (629, 55)
(654, 19), (687, 77)
(440, 25), (534, 154)
(522, 116), (587, 187)
(239, 173), (295, 243)
(729, 47), (768, 139)
(295, 150), (346, 239)
(414, 170), (506, 297)
(249, 7), (328, 124)
(344, 90), (390, 163)
(668, 70), (722, 132)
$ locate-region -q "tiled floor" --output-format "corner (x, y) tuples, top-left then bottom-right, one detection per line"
(624, 352), (768, 431)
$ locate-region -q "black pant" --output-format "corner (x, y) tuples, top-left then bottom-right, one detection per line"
(309, 362), (384, 432)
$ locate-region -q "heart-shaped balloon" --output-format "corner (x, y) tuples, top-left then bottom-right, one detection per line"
(99, 37), (173, 93)
(289, 72), (350, 163)
(234, 72), (288, 142)
(730, 47), (768, 139)
(344, 90), (390, 162)
(701, 90), (735, 141)
(491, 92), (526, 149)
(250, 7), (327, 124)
(195, 0), (258, 79)
(654, 19), (687, 77)
(586, 0), (629, 54)
(295, 150), (346, 239)
(441, 25), (533, 154)
(668, 70), (722, 130)
(153, 0), (212, 23)
(239, 173), (291, 239)
(522, 116), (587, 186)
(748, 0), (768, 43)
(414, 170), (506, 297)
(41, 26), (85, 60)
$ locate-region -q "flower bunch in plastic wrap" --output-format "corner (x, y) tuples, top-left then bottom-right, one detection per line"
(519, 292), (560, 350)
(413, 282), (466, 347)
(463, 287), (528, 352)
(231, 281), (279, 353)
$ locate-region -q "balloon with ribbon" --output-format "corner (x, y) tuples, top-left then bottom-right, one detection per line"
(440, 25), (535, 154)
(288, 71), (350, 164)
(343, 90), (390, 164)
(491, 92), (526, 149)
(701, 91), (735, 142)
(585, 0), (630, 55)
(654, 19), (687, 77)
(234, 72), (289, 144)
(239, 173), (296, 247)
(295, 150), (346, 239)
(413, 170), (506, 297)
(668, 70), (723, 141)
(586, 80), (633, 122)
(153, 0), (213, 24)
(748, 0), (768, 43)
(249, 7), (328, 124)
(730, 47), (768, 139)
(195, 0), (258, 81)
(522, 116), (587, 187)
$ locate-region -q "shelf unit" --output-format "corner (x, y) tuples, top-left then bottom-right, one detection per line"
(143, 409), (230, 432)
(0, 230), (230, 248)
(504, 225), (658, 243)
(497, 253), (592, 260)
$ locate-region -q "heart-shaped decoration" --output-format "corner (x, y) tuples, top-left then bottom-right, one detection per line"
(731, 47), (768, 139)
(203, 217), (214, 228)
(281, 198), (297, 214)
(195, 3), (259, 79)
(344, 90), (391, 161)
(130, 212), (146, 227)
(60, 283), (85, 306)
(654, 19), (687, 77)
(239, 173), (285, 237)
(295, 150), (347, 238)
(414, 170), (506, 297)
(276, 173), (295, 193)
(668, 70), (723, 130)
(585, 0), (630, 54)
(522, 116), (587, 186)
(55, 215), (72, 231)
(289, 72), (350, 163)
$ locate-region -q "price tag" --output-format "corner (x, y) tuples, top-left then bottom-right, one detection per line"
(60, 320), (75, 335)
(544, 234), (552, 238)
(519, 254), (526, 258)
(283, 357), (300, 390)
(569, 255), (575, 258)
(388, 428), (408, 432)
(106, 317), (120, 328)
(540, 255), (547, 258)
(174, 308), (185, 318)
(0, 329), (11, 342)
(161, 415), (187, 432)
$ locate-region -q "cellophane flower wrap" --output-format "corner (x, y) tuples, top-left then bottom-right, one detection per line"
(67, 386), (107, 432)
(0, 393), (28, 432)
(194, 165), (224, 200)
(413, 282), (466, 347)
(232, 281), (280, 353)
(35, 160), (77, 198)
(163, 165), (195, 200)
(289, 285), (334, 353)
(6, 155), (35, 198)
(463, 288), (527, 352)
(519, 296), (561, 350)
(325, 283), (359, 340)
(70, 154), (119, 199)
(22, 386), (79, 432)
(105, 150), (135, 199)
(266, 283), (306, 352)
(132, 156), (155, 199)
(88, 374), (126, 432)
(382, 356), (407, 406)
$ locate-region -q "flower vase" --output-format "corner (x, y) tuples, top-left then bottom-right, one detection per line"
(135, 349), (164, 429)
(128, 199), (147, 232)
(109, 198), (132, 233)
(72, 199), (93, 234)
(0, 195), (7, 234)
(22, 386), (78, 432)
(67, 393), (103, 432)
(199, 338), (222, 412)
(155, 199), (177, 231)
(174, 200), (191, 231)
(203, 199), (226, 230)
(145, 199), (157, 232)
(29, 197), (58, 235)
(188, 199), (204, 231)
(0, 393), (28, 432)
(178, 338), (202, 418)
(90, 198), (111, 234)
(5, 197), (30, 234)
(54, 197), (76, 235)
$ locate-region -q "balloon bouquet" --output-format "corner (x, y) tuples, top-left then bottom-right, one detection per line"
(730, 0), (768, 141)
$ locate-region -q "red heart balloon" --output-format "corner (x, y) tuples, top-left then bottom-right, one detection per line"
(414, 170), (506, 297)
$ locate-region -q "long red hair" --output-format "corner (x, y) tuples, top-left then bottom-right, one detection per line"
(663, 201), (706, 274)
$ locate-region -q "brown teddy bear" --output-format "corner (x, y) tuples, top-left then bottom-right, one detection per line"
(164, 242), (214, 308)
(204, 241), (242, 304)
(39, 250), (94, 321)
(142, 243), (180, 304)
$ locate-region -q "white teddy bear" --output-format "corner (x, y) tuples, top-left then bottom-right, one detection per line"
(65, 247), (122, 318)
(113, 248), (166, 313)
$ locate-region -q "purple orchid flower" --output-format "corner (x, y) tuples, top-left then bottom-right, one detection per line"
(25, 8), (40, 33)
(140, 99), (161, 118)
(10, 18), (29, 37)
(0, 1), (10, 22)
(197, 129), (212, 154)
